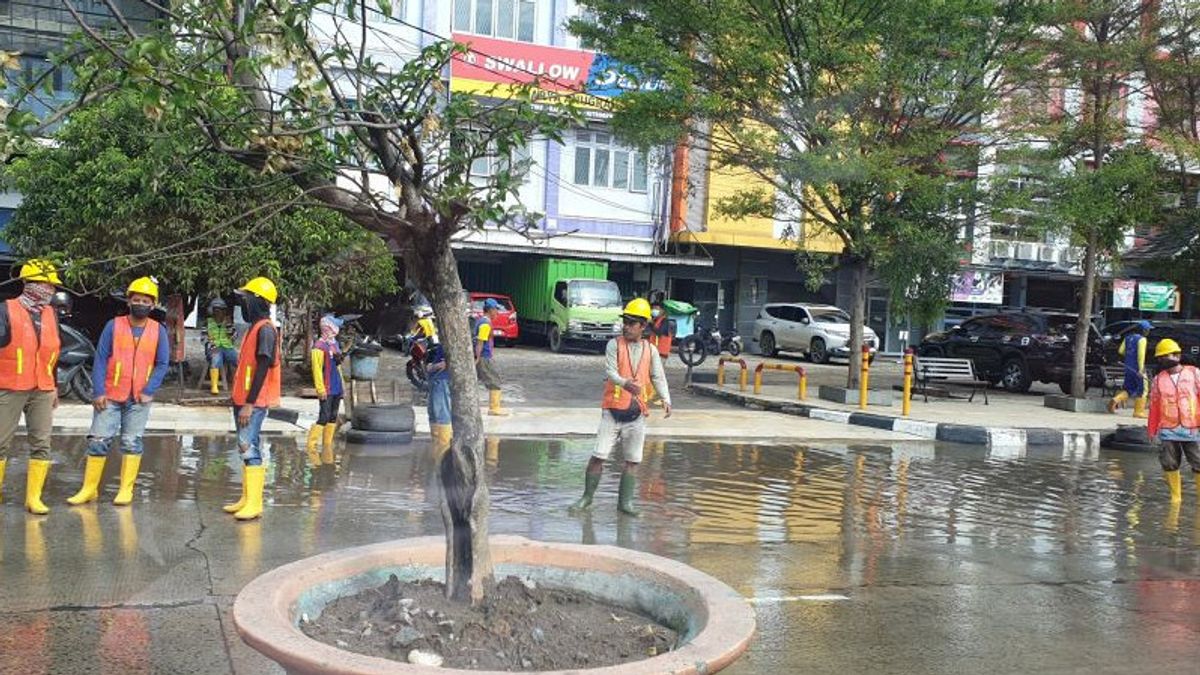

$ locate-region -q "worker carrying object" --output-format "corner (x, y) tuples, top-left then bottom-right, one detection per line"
(1108, 320), (1151, 417)
(569, 298), (672, 517)
(68, 276), (169, 508)
(0, 259), (63, 515)
(1148, 338), (1200, 505)
(223, 276), (281, 521)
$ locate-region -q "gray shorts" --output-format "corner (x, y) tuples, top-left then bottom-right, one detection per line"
(477, 358), (501, 391)
(593, 410), (646, 464)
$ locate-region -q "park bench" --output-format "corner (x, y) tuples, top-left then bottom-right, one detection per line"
(914, 356), (990, 404)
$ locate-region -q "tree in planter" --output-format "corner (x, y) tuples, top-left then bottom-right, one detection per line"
(25, 1), (573, 602)
(572, 0), (1041, 384)
(997, 0), (1161, 398)
(4, 91), (398, 315)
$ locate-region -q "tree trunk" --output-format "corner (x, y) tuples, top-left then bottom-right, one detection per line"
(845, 254), (868, 389)
(1070, 233), (1098, 399)
(408, 237), (492, 604)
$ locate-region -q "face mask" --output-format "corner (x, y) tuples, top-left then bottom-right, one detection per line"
(19, 282), (55, 310)
(1160, 356), (1181, 369)
(129, 304), (153, 319)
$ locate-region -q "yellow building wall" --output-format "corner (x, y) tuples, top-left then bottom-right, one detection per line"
(689, 152), (843, 254)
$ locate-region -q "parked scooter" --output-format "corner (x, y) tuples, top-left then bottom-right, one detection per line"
(51, 292), (98, 403)
(404, 334), (429, 392)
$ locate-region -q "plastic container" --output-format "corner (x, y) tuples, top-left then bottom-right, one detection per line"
(348, 342), (383, 381)
(664, 299), (698, 339)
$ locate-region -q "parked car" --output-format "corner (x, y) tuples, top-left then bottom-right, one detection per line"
(1145, 321), (1200, 369)
(468, 292), (520, 345)
(917, 311), (1107, 393)
(753, 303), (879, 364)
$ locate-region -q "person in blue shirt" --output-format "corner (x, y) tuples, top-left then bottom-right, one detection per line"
(1108, 320), (1152, 417)
(424, 312), (452, 456)
(68, 277), (170, 507)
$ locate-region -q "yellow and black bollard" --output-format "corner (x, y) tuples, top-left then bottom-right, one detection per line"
(858, 345), (871, 410)
(902, 348), (914, 417)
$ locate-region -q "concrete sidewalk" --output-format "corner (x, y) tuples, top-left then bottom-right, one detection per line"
(36, 396), (917, 443)
(694, 377), (1136, 450)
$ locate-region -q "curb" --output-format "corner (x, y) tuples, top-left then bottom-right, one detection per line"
(693, 384), (1103, 453)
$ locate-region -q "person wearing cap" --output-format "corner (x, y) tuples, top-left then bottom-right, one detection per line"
(1108, 320), (1152, 417)
(475, 298), (508, 416)
(1148, 338), (1200, 504)
(205, 298), (238, 395)
(419, 309), (453, 457)
(67, 277), (169, 507)
(569, 298), (672, 517)
(223, 276), (281, 521)
(308, 314), (345, 466)
(645, 291), (672, 407)
(0, 259), (63, 515)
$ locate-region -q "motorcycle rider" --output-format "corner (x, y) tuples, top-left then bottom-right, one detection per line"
(68, 277), (169, 507)
(308, 314), (344, 466)
(569, 298), (672, 517)
(223, 277), (281, 521)
(0, 259), (63, 514)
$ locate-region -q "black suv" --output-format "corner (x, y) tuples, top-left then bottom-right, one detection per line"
(918, 312), (1108, 393)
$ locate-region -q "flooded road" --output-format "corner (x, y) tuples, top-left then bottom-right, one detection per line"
(1, 434), (1198, 674)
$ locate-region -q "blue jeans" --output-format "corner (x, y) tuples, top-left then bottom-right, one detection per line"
(233, 406), (268, 466)
(86, 400), (153, 456)
(427, 373), (451, 425)
(209, 347), (238, 369)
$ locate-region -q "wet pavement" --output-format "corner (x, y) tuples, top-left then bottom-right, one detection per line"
(1, 434), (1199, 674)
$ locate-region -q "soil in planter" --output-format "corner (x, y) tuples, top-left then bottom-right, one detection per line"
(301, 574), (679, 670)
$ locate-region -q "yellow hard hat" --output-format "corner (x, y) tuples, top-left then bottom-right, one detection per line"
(239, 276), (278, 304)
(1156, 338), (1183, 358)
(622, 298), (652, 322)
(18, 259), (62, 286)
(126, 276), (159, 302)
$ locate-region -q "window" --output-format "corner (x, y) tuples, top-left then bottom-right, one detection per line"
(19, 56), (64, 93)
(572, 129), (649, 193)
(460, 133), (531, 186)
(554, 281), (568, 306)
(454, 0), (536, 41)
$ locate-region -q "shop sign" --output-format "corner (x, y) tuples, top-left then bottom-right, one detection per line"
(950, 271), (1003, 304)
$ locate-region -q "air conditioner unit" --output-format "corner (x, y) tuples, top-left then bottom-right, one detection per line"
(989, 240), (1014, 259)
(1058, 248), (1079, 267)
(1039, 244), (1058, 262)
(1016, 242), (1038, 260)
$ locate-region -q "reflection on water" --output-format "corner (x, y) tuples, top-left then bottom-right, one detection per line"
(2, 432), (1199, 673)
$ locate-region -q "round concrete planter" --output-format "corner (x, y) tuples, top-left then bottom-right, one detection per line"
(233, 535), (756, 674)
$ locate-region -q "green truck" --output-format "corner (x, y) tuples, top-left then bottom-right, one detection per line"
(504, 258), (623, 352)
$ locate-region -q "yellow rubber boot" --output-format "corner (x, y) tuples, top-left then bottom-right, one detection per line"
(234, 465), (266, 521)
(0, 458), (7, 500)
(67, 456), (107, 505)
(25, 459), (51, 515)
(488, 390), (509, 417)
(1107, 391), (1128, 414)
(321, 424), (337, 465)
(209, 368), (221, 395)
(1165, 470), (1183, 504)
(306, 424), (324, 466)
(113, 454), (142, 506)
(430, 424), (453, 460)
(1133, 396), (1148, 419)
(223, 475), (248, 513)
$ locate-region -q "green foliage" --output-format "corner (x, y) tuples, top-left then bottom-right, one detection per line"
(574, 0), (1042, 323)
(4, 91), (396, 306)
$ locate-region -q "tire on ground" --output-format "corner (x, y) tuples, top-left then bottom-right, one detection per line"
(345, 428), (415, 445)
(351, 404), (416, 432)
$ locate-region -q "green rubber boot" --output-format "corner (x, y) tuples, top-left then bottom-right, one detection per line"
(570, 471), (601, 513)
(617, 472), (639, 518)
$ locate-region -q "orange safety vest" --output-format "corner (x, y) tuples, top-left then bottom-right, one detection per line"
(104, 316), (161, 403)
(602, 337), (653, 416)
(1149, 366), (1200, 438)
(232, 319), (282, 408)
(0, 298), (60, 392)
(650, 315), (673, 358)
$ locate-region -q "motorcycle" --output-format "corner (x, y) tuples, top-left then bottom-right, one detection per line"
(404, 334), (429, 392)
(678, 319), (742, 368)
(51, 292), (98, 403)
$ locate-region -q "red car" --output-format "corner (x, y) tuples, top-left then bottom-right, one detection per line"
(468, 292), (519, 345)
